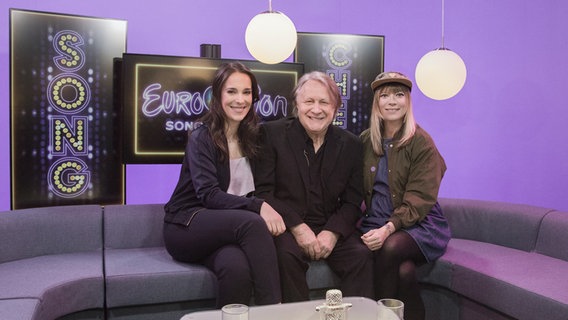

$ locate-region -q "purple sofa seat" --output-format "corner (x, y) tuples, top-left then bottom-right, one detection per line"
(419, 198), (568, 320)
(103, 203), (218, 319)
(0, 253), (104, 320)
(0, 299), (38, 320)
(0, 205), (105, 320)
(445, 239), (568, 319)
(104, 247), (217, 307)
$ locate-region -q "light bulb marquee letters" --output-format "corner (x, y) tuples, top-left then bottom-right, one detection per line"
(52, 30), (86, 72)
(326, 42), (352, 129)
(47, 30), (91, 198)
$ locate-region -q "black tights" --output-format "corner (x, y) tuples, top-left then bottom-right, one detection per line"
(374, 231), (427, 320)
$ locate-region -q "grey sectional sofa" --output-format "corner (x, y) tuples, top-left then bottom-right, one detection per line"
(1, 198), (567, 320)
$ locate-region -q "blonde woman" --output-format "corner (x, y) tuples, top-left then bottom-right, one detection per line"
(359, 72), (451, 320)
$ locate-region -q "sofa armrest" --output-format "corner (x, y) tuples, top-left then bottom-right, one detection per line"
(439, 198), (552, 251)
(535, 210), (568, 261)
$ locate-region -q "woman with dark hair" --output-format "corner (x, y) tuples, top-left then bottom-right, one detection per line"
(359, 71), (451, 320)
(163, 62), (284, 307)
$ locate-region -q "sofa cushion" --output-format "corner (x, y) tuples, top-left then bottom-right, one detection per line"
(439, 198), (552, 251)
(0, 299), (38, 320)
(104, 204), (165, 249)
(306, 260), (340, 289)
(0, 252), (104, 319)
(104, 247), (217, 308)
(443, 238), (568, 320)
(535, 210), (568, 261)
(0, 205), (102, 263)
(103, 203), (218, 308)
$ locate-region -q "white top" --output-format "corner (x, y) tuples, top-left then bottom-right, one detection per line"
(226, 157), (255, 196)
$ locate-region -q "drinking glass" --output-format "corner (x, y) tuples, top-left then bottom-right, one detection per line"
(377, 298), (404, 320)
(221, 304), (249, 320)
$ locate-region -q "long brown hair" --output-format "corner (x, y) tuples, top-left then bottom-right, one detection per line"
(199, 62), (260, 162)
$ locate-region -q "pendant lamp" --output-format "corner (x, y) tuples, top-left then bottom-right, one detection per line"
(415, 0), (467, 100)
(245, 0), (297, 64)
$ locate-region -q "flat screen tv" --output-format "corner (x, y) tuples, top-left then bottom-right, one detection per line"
(119, 53), (304, 164)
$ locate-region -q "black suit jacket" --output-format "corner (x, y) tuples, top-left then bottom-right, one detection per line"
(164, 125), (264, 226)
(254, 117), (364, 239)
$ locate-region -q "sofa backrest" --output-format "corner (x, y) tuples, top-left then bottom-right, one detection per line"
(534, 210), (568, 261)
(103, 203), (165, 249)
(439, 198), (553, 252)
(0, 205), (102, 263)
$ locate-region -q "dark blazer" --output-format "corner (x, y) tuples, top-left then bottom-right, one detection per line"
(254, 117), (364, 239)
(164, 125), (263, 226)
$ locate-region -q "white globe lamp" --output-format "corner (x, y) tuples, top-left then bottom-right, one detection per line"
(414, 0), (467, 100)
(245, 2), (297, 64)
(415, 48), (467, 100)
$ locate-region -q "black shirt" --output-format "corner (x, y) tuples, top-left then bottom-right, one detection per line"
(300, 126), (329, 232)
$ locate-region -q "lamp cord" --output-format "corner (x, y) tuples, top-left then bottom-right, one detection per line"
(269, 0), (273, 12)
(441, 0), (445, 48)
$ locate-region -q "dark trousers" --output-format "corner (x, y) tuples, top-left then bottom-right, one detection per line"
(163, 209), (281, 307)
(274, 231), (374, 302)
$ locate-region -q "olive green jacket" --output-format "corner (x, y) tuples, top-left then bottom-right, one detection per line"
(360, 125), (446, 230)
